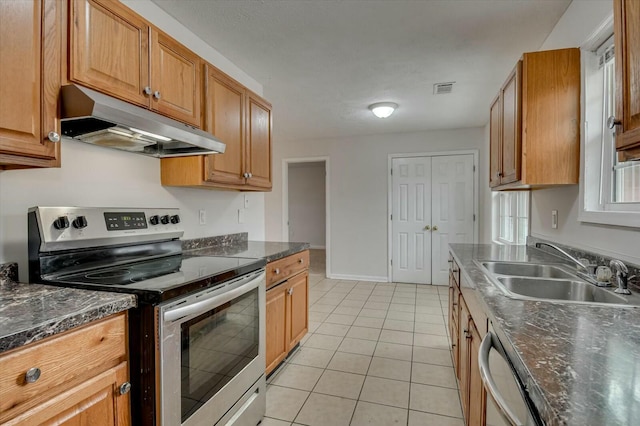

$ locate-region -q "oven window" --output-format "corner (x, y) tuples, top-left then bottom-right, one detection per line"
(180, 287), (259, 421)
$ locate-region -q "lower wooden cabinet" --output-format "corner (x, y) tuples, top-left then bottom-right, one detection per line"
(0, 313), (131, 425)
(265, 251), (309, 376)
(449, 253), (487, 426)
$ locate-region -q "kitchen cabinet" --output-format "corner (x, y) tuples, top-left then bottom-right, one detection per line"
(265, 251), (309, 375)
(489, 48), (580, 189)
(449, 253), (487, 426)
(70, 0), (201, 128)
(0, 313), (130, 425)
(160, 74), (273, 191)
(0, 0), (62, 170)
(614, 0), (640, 160)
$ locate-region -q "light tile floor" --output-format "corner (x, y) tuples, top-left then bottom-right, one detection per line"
(264, 274), (464, 426)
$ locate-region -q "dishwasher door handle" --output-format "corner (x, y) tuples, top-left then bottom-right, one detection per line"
(479, 332), (525, 426)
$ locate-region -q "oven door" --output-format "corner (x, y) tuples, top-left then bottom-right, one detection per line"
(160, 270), (266, 426)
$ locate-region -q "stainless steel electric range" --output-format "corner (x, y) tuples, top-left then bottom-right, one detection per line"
(28, 207), (267, 426)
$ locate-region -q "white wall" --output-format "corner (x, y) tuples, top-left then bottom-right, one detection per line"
(526, 0), (640, 265)
(0, 1), (266, 280)
(287, 162), (326, 248)
(266, 128), (488, 281)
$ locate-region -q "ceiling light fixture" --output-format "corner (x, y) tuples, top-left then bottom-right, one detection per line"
(369, 102), (398, 119)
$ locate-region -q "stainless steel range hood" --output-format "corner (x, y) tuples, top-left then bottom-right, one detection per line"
(60, 84), (225, 158)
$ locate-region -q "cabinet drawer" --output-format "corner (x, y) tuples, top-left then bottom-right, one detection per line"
(0, 313), (127, 418)
(266, 250), (309, 289)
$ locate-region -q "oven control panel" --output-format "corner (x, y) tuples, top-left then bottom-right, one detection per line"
(29, 207), (184, 252)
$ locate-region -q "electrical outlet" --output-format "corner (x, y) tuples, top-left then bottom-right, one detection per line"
(551, 210), (558, 229)
(238, 208), (245, 224)
(244, 194), (250, 209)
(199, 210), (206, 225)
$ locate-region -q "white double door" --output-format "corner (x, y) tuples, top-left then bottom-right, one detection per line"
(391, 154), (475, 285)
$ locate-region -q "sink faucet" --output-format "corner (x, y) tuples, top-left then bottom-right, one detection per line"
(610, 259), (631, 295)
(534, 242), (600, 285)
(535, 242), (589, 269)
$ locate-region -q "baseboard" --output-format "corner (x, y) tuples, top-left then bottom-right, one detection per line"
(327, 273), (389, 282)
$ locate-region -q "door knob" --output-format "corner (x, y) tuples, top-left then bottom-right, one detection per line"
(607, 115), (621, 129)
(424, 225), (431, 231)
(433, 226), (438, 231)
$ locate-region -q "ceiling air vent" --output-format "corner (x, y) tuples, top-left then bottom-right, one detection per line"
(433, 82), (455, 95)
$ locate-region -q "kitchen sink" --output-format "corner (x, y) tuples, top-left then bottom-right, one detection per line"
(496, 276), (629, 304)
(481, 262), (577, 279)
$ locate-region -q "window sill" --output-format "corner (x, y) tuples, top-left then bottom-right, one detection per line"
(578, 209), (640, 229)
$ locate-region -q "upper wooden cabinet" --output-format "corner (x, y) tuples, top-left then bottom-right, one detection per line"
(160, 67), (273, 191)
(489, 48), (580, 189)
(70, 0), (202, 128)
(614, 0), (640, 160)
(0, 0), (62, 170)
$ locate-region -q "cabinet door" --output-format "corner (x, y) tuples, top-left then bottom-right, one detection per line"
(489, 95), (502, 188)
(203, 65), (246, 185)
(245, 92), (272, 189)
(69, 0), (150, 108)
(150, 29), (202, 128)
(266, 284), (288, 375)
(8, 362), (130, 425)
(287, 272), (309, 350)
(0, 0), (60, 168)
(468, 321), (486, 426)
(614, 0), (640, 154)
(500, 62), (522, 185)
(458, 301), (471, 421)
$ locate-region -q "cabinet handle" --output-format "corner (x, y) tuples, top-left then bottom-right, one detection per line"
(497, 172), (503, 178)
(25, 367), (41, 383)
(287, 287), (294, 295)
(607, 115), (621, 129)
(143, 86), (152, 95)
(448, 259), (453, 264)
(47, 132), (60, 143)
(274, 268), (280, 274)
(298, 258), (304, 264)
(153, 91), (161, 100)
(452, 302), (457, 307)
(119, 382), (132, 395)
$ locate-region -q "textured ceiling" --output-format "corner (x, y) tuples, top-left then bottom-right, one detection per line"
(151, 0), (571, 142)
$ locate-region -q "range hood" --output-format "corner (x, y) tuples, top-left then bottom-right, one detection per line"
(60, 84), (225, 158)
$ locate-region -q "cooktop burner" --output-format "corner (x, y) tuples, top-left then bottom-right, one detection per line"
(47, 255), (265, 303)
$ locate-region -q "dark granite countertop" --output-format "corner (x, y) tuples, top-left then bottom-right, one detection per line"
(449, 244), (640, 426)
(0, 280), (137, 354)
(185, 240), (310, 263)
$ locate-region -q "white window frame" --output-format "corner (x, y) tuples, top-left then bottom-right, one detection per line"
(579, 17), (640, 228)
(494, 191), (529, 246)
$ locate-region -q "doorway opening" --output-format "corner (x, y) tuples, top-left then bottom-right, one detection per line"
(388, 151), (478, 285)
(283, 157), (330, 277)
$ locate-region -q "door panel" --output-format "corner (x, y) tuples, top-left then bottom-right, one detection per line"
(431, 155), (475, 285)
(288, 272), (309, 350)
(489, 96), (501, 187)
(501, 62), (522, 184)
(265, 285), (287, 375)
(246, 93), (272, 189)
(392, 158), (432, 284)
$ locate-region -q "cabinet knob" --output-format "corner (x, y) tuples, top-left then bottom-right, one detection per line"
(496, 172), (503, 178)
(298, 258), (304, 264)
(243, 172), (250, 178)
(248, 173), (253, 178)
(47, 132), (60, 143)
(153, 91), (161, 100)
(143, 86), (152, 95)
(274, 268), (280, 274)
(608, 116), (621, 129)
(288, 287), (293, 295)
(119, 382), (131, 395)
(25, 367), (41, 384)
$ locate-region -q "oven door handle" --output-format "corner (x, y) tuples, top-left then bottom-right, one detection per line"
(163, 271), (265, 323)
(479, 331), (525, 426)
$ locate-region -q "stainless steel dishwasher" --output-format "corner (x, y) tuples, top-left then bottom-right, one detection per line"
(479, 323), (543, 426)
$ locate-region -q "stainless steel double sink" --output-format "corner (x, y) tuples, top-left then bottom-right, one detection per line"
(477, 261), (633, 306)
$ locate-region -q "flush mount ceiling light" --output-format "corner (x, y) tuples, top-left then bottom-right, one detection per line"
(369, 102), (398, 119)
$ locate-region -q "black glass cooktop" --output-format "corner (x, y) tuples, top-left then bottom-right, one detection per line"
(46, 255), (265, 304)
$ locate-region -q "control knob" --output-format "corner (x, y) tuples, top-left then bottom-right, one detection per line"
(53, 216), (69, 230)
(72, 216), (88, 229)
(149, 215), (160, 226)
(160, 215), (170, 225)
(170, 215), (180, 224)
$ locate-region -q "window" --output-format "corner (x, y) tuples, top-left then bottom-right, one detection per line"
(496, 191), (529, 245)
(580, 33), (640, 227)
